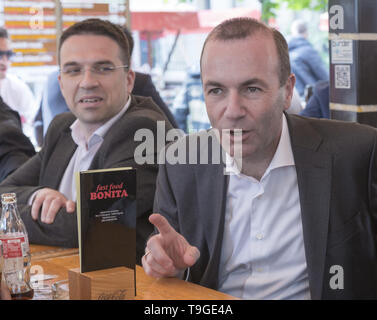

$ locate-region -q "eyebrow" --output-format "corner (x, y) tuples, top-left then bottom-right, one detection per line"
(239, 78), (269, 88)
(204, 81), (224, 90)
(204, 78), (269, 90)
(62, 60), (115, 68)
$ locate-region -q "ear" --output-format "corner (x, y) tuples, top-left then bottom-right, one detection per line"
(58, 72), (63, 91)
(126, 69), (135, 94)
(283, 73), (296, 111)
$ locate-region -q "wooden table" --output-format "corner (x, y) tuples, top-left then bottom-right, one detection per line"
(31, 244), (79, 261)
(30, 245), (238, 300)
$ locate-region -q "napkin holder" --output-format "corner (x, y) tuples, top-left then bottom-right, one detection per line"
(68, 267), (136, 300)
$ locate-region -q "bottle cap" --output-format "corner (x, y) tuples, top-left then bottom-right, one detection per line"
(1, 193), (17, 205)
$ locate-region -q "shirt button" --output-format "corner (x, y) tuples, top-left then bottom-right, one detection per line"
(256, 233), (264, 240)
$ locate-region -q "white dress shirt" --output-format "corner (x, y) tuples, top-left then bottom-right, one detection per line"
(218, 114), (310, 300)
(58, 97), (131, 202)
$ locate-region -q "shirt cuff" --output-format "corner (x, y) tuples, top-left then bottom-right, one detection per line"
(184, 267), (190, 281)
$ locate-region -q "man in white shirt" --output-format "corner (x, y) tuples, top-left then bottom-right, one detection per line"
(142, 18), (377, 299)
(0, 19), (174, 264)
(0, 28), (37, 134)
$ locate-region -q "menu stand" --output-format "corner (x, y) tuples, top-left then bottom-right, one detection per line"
(68, 267), (136, 300)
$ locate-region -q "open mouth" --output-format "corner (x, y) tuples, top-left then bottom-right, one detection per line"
(229, 129), (248, 135)
(79, 97), (103, 103)
(227, 129), (252, 143)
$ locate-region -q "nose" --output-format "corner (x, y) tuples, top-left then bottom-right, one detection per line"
(78, 69), (99, 89)
(224, 90), (246, 120)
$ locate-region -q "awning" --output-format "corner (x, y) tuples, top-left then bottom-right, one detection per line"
(131, 7), (261, 32)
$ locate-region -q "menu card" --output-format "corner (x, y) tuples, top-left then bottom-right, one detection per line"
(76, 167), (136, 274)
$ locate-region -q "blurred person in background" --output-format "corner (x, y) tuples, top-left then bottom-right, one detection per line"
(0, 96), (35, 182)
(121, 26), (178, 129)
(172, 65), (211, 133)
(300, 80), (330, 119)
(288, 20), (328, 98)
(0, 27), (38, 139)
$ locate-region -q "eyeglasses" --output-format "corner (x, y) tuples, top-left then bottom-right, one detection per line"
(60, 64), (129, 77)
(0, 50), (13, 59)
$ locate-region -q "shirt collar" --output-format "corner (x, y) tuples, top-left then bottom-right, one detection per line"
(267, 113), (295, 172)
(225, 113), (295, 177)
(70, 96), (131, 149)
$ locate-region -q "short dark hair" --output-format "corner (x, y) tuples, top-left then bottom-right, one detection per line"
(291, 19), (308, 36)
(122, 26), (134, 56)
(0, 27), (9, 39)
(58, 19), (130, 66)
(200, 17), (291, 86)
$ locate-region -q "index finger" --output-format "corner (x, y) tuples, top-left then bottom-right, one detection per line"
(149, 213), (175, 237)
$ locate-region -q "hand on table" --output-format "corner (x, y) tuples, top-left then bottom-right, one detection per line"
(31, 188), (75, 224)
(142, 213), (200, 279)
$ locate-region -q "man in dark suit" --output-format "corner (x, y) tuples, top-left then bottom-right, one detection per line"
(0, 96), (35, 182)
(0, 19), (173, 264)
(35, 26), (177, 146)
(142, 18), (377, 299)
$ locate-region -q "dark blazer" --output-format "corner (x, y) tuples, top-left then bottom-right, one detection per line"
(154, 113), (377, 299)
(300, 81), (330, 119)
(0, 95), (174, 264)
(0, 97), (36, 182)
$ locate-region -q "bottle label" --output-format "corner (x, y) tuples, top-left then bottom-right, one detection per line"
(0, 236), (25, 259)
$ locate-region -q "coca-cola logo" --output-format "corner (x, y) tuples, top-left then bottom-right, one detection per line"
(97, 289), (127, 300)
